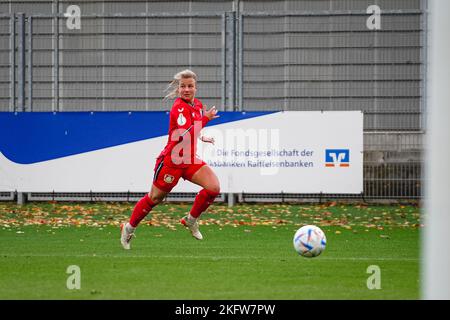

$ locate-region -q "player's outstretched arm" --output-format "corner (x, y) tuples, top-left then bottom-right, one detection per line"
(204, 105), (220, 121)
(200, 105), (220, 128)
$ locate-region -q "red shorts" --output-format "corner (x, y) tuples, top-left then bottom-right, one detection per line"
(152, 156), (206, 192)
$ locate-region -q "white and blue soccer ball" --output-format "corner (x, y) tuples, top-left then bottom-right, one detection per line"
(293, 225), (327, 258)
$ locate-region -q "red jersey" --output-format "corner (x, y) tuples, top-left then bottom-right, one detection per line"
(158, 97), (210, 168)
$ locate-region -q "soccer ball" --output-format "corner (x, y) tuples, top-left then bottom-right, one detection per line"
(293, 225), (327, 258)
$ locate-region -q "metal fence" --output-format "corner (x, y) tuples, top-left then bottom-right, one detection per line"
(241, 11), (423, 131)
(0, 3), (425, 201)
(1, 13), (226, 112)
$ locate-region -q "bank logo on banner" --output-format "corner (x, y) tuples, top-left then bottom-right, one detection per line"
(325, 149), (350, 167)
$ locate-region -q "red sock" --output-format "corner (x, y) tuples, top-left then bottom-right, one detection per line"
(129, 194), (156, 227)
(190, 189), (220, 218)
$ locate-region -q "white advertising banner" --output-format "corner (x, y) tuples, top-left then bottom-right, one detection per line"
(190, 111), (363, 194)
(0, 111), (363, 194)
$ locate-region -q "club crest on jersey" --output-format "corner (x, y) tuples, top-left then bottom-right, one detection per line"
(164, 174), (175, 184)
(177, 113), (187, 126)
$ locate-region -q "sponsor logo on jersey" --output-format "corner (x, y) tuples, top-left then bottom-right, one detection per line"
(177, 113), (187, 126)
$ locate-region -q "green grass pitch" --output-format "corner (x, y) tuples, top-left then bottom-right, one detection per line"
(0, 202), (420, 299)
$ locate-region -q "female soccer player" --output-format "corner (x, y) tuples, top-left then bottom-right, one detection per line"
(120, 69), (220, 249)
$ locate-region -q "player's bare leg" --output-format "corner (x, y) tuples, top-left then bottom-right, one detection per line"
(121, 185), (168, 249)
(181, 165), (220, 240)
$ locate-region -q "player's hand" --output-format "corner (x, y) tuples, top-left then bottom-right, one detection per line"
(204, 105), (220, 120)
(200, 136), (215, 145)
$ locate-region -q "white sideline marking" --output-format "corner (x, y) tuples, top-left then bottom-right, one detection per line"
(0, 253), (419, 262)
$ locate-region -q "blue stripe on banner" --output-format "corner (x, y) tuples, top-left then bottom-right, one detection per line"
(0, 111), (277, 164)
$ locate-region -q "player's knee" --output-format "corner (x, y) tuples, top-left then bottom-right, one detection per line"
(148, 192), (165, 204)
(207, 183), (220, 195)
